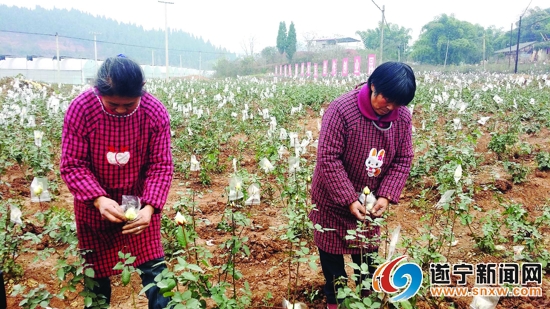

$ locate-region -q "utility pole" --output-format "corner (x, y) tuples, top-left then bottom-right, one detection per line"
(514, 16), (522, 73)
(508, 23), (514, 69)
(158, 1), (174, 80)
(380, 5), (385, 64)
(90, 32), (101, 69)
(483, 32), (486, 71)
(444, 39), (449, 70)
(515, 2), (531, 73)
(152, 50), (155, 66)
(370, 0), (385, 65)
(56, 32), (60, 84)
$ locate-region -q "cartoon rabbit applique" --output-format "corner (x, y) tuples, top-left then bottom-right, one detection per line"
(365, 148), (385, 177)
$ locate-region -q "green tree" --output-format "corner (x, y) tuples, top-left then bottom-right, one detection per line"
(494, 6), (550, 50)
(260, 46), (279, 64)
(410, 14), (486, 65)
(276, 21), (287, 54)
(356, 22), (412, 61)
(286, 22), (297, 62)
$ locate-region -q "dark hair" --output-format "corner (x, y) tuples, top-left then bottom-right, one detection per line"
(95, 56), (145, 97)
(367, 61), (416, 106)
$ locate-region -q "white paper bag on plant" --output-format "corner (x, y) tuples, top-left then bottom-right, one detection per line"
(228, 176), (244, 201)
(305, 131), (313, 142)
(34, 130), (44, 148)
(279, 128), (288, 140)
(288, 156), (300, 173)
(470, 293), (499, 309)
(288, 132), (297, 147)
(10, 205), (22, 225)
(190, 155), (200, 171)
(245, 184), (260, 206)
(278, 146), (289, 159)
(454, 165), (462, 184)
(513, 245), (525, 261)
(310, 139), (319, 149)
(358, 186), (376, 213)
(30, 177), (51, 202)
(300, 139), (309, 154)
(259, 158), (274, 173)
(232, 158), (237, 174)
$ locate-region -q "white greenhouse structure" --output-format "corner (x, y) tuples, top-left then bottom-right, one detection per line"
(0, 56), (212, 85)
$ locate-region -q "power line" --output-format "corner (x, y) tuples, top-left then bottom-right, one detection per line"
(0, 29), (233, 56)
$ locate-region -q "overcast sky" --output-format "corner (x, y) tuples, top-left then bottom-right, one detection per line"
(0, 0), (547, 54)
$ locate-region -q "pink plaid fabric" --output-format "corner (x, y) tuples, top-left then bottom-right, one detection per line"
(60, 88), (173, 278)
(309, 87), (413, 254)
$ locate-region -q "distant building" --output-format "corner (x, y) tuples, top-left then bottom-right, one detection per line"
(310, 37), (362, 50)
(494, 41), (538, 62)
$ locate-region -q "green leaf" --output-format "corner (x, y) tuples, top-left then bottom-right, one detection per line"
(185, 298), (201, 308)
(126, 256), (136, 264)
(84, 296), (92, 307)
(140, 283), (156, 295)
(400, 300), (413, 309)
(159, 279), (176, 294)
(84, 268), (95, 278)
(186, 264), (203, 272)
(121, 268), (131, 286)
(176, 226), (187, 247)
(56, 268), (65, 281)
(181, 272), (198, 282)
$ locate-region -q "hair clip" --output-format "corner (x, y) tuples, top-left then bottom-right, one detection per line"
(117, 54), (127, 58)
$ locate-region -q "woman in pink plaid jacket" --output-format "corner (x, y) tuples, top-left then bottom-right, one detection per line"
(309, 62), (416, 308)
(60, 55), (173, 308)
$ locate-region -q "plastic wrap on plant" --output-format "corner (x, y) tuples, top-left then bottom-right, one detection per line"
(434, 190), (455, 209)
(387, 225), (401, 260)
(30, 177), (51, 202)
(358, 189), (376, 213)
(245, 184), (260, 206)
(120, 195), (140, 211)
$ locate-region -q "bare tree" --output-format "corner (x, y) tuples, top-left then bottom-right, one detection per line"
(240, 35), (257, 56)
(302, 31), (318, 52)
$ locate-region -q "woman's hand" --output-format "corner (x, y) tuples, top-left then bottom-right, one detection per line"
(349, 200), (367, 220)
(94, 196), (126, 223)
(122, 205), (155, 235)
(371, 197), (389, 217)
